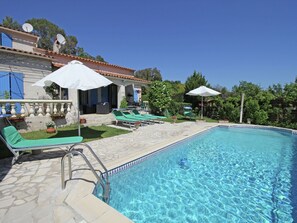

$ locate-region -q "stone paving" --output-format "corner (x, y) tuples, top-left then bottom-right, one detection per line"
(0, 121), (218, 223)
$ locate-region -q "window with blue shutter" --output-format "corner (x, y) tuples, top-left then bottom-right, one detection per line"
(0, 72), (24, 114)
(134, 89), (139, 103)
(0, 33), (13, 48)
(0, 72), (10, 98)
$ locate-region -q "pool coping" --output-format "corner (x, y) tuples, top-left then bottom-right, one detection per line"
(63, 123), (297, 222)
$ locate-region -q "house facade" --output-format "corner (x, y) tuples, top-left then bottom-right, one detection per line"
(0, 25), (149, 115)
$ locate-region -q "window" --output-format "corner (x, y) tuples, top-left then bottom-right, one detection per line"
(0, 72), (24, 113)
(0, 32), (12, 47)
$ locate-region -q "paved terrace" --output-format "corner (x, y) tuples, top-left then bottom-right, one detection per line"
(0, 121), (219, 223)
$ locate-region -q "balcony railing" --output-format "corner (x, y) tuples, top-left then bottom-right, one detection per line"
(0, 99), (73, 118)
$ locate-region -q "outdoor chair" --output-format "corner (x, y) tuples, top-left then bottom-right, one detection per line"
(132, 109), (166, 120)
(121, 111), (153, 124)
(183, 106), (194, 120)
(112, 110), (142, 129)
(0, 126), (83, 164)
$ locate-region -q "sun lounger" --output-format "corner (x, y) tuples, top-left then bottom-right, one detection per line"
(112, 110), (142, 128)
(132, 109), (166, 120)
(0, 126), (83, 164)
(121, 111), (153, 124)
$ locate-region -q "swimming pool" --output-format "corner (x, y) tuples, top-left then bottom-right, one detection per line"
(95, 126), (297, 222)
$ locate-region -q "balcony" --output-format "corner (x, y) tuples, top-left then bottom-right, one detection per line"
(0, 99), (74, 131)
(0, 99), (73, 118)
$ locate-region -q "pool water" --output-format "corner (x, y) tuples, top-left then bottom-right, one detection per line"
(96, 127), (297, 222)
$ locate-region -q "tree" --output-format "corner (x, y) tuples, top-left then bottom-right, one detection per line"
(232, 81), (261, 98)
(76, 47), (106, 62)
(2, 16), (21, 30)
(163, 80), (185, 102)
(147, 81), (171, 115)
(95, 55), (106, 62)
(184, 71), (209, 108)
(26, 18), (66, 50)
(268, 84), (285, 123)
(61, 35), (78, 55)
(77, 47), (94, 59)
(135, 68), (162, 81)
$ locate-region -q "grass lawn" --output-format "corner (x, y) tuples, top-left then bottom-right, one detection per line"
(22, 124), (130, 142)
(0, 124), (130, 158)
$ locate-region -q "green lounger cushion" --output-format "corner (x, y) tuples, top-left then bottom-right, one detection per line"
(122, 111), (151, 121)
(1, 126), (83, 149)
(132, 110), (166, 119)
(112, 110), (139, 123)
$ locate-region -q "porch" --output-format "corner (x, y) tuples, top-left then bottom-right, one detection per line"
(78, 83), (142, 115)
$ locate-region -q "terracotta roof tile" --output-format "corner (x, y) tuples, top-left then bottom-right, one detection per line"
(47, 51), (135, 72)
(52, 62), (150, 84)
(0, 46), (52, 59)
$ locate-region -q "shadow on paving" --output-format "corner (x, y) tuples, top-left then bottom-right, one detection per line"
(0, 157), (13, 182)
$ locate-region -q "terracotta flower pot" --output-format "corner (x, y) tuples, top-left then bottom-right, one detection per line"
(8, 117), (25, 122)
(172, 116), (177, 123)
(135, 121), (141, 129)
(80, 118), (86, 124)
(46, 127), (56, 133)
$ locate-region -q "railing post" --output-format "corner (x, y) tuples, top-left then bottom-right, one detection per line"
(67, 103), (71, 113)
(1, 104), (6, 115)
(20, 103), (25, 117)
(53, 103), (57, 114)
(11, 104), (16, 118)
(60, 103), (65, 115)
(29, 103), (35, 117)
(37, 103), (43, 117)
(45, 104), (51, 117)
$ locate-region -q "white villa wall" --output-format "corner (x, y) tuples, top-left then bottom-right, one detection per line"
(0, 52), (52, 99)
(0, 26), (38, 52)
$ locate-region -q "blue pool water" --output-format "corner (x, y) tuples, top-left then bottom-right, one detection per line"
(96, 127), (297, 222)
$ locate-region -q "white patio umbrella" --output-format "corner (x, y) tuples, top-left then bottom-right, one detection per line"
(186, 86), (220, 119)
(33, 60), (113, 135)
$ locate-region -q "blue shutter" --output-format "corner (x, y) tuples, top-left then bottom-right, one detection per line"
(0, 72), (10, 98)
(134, 89), (139, 103)
(0, 72), (24, 114)
(10, 73), (24, 113)
(1, 33), (12, 48)
(10, 73), (24, 99)
(0, 72), (11, 114)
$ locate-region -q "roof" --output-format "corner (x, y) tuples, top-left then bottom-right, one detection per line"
(0, 46), (52, 59)
(47, 51), (135, 72)
(0, 24), (39, 38)
(52, 62), (150, 84)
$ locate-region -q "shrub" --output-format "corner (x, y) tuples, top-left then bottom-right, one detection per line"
(46, 121), (55, 128)
(120, 97), (128, 109)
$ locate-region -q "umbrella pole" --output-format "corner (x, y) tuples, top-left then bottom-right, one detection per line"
(201, 96), (203, 119)
(77, 91), (81, 136)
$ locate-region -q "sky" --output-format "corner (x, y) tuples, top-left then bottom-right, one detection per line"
(1, 0), (297, 90)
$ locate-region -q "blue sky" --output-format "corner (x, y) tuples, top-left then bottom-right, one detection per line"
(1, 0), (297, 90)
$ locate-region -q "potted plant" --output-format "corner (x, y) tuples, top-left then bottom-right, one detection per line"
(135, 121), (141, 129)
(51, 113), (65, 120)
(172, 115), (177, 124)
(8, 114), (25, 123)
(46, 121), (56, 133)
(80, 118), (87, 124)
